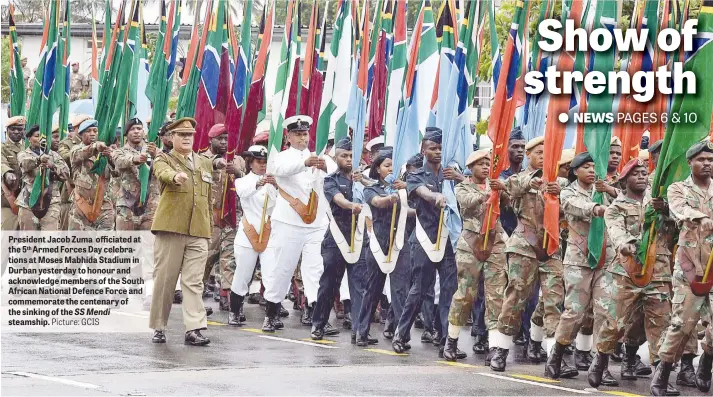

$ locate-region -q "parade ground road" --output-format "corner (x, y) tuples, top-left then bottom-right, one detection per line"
(2, 299), (711, 396)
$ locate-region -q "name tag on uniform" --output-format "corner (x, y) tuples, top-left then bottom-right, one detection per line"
(201, 171), (212, 183)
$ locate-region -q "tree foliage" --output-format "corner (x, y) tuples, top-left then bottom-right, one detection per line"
(1, 37), (11, 103)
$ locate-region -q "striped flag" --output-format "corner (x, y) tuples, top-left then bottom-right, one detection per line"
(148, 0), (181, 141)
(27, 8), (51, 127)
(522, 0), (555, 141)
(367, 0), (393, 141)
(481, 0), (529, 235)
(128, 10), (151, 126)
(284, 1), (304, 124)
(94, 0), (127, 138)
(488, 0), (502, 91)
(177, 0), (213, 119)
(346, 0), (370, 173)
(429, 0), (458, 126)
(56, 0), (71, 141)
(8, 2), (26, 117)
(91, 2), (102, 112)
(301, 1), (328, 152)
(383, 0), (406, 146)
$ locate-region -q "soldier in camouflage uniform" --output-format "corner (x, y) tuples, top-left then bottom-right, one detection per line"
(1, 116), (26, 231)
(202, 124), (245, 311)
(58, 115), (92, 230)
(546, 152), (616, 383)
(442, 149), (507, 362)
(489, 136), (566, 372)
(111, 119), (160, 230)
(606, 137), (622, 184)
(69, 61), (88, 101)
(16, 125), (69, 230)
(651, 141), (713, 396)
(68, 119), (115, 231)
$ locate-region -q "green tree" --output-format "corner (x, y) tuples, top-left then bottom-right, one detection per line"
(1, 37), (11, 104)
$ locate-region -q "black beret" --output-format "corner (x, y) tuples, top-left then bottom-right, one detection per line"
(124, 118), (143, 135)
(407, 153), (424, 168)
(25, 124), (40, 138)
(648, 140), (663, 154)
(570, 151), (594, 170)
(423, 127), (442, 144)
(158, 121), (172, 136)
(686, 140), (713, 160)
(335, 137), (352, 150)
(509, 126), (525, 141)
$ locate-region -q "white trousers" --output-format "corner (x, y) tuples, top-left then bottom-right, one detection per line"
(262, 220), (326, 304)
(231, 243), (267, 296)
(339, 268), (350, 301)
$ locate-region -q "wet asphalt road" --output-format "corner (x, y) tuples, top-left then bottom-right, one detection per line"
(2, 298), (711, 396)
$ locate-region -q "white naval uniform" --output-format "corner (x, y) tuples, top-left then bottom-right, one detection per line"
(230, 172), (277, 296)
(262, 147), (332, 304)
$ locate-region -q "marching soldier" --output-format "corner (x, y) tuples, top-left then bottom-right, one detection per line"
(21, 57), (31, 92)
(606, 136), (622, 184)
(391, 128), (463, 356)
(149, 117), (213, 346)
(262, 116), (329, 332)
(202, 124), (245, 311)
(545, 152), (615, 382)
(651, 141), (713, 395)
(68, 120), (115, 231)
(58, 115), (92, 230)
(311, 137), (368, 343)
(16, 125), (69, 230)
(229, 145), (277, 326)
(442, 148), (507, 362)
(1, 116), (26, 231)
(111, 119), (160, 230)
(488, 136), (566, 372)
(69, 61), (88, 101)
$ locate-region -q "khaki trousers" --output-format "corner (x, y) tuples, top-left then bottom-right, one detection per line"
(1, 207), (18, 230)
(149, 232), (209, 332)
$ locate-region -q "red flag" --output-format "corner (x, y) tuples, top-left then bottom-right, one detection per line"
(284, 2), (303, 125)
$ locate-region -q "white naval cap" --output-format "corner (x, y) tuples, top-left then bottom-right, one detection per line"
(283, 115), (313, 131)
(365, 135), (385, 151)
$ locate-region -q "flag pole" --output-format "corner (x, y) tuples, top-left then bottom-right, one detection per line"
(350, 213), (356, 253)
(435, 206), (445, 251)
(258, 191), (269, 243)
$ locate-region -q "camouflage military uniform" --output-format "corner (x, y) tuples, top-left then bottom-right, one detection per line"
(23, 66), (31, 92)
(69, 71), (88, 101)
(16, 148), (69, 230)
(111, 145), (161, 230)
(1, 139), (23, 230)
(496, 167), (566, 338)
(448, 181), (507, 330)
(202, 149), (244, 290)
(57, 135), (82, 230)
(554, 182), (616, 346)
(68, 142), (115, 230)
(657, 177), (713, 363)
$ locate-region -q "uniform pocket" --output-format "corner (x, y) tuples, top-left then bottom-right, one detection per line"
(671, 293), (685, 304)
(201, 181), (210, 196)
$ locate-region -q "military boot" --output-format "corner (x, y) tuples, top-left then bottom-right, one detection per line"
(545, 342), (565, 379)
(527, 340), (544, 363)
(588, 352), (610, 388)
(651, 361), (674, 396)
(473, 334), (488, 354)
(575, 348), (593, 371)
(490, 348), (508, 372)
(621, 344), (639, 380)
(228, 291), (244, 327)
(611, 342), (623, 362)
(261, 302), (277, 333)
(696, 352), (713, 392)
(301, 302), (313, 326)
(442, 337), (460, 361)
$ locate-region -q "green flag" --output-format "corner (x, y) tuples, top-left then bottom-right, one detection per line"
(638, 0), (713, 265)
(583, 0), (618, 269)
(56, 0), (71, 141)
(8, 3), (26, 117)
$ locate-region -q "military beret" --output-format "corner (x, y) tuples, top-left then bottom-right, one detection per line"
(72, 114), (92, 128)
(208, 123), (227, 138)
(618, 158), (647, 183)
(466, 148), (491, 167)
(158, 121), (171, 136)
(648, 140), (663, 154)
(638, 149), (649, 162)
(525, 136), (544, 151)
(376, 146), (393, 159)
(407, 153), (424, 168)
(570, 151), (594, 169)
(640, 135), (650, 150)
(509, 126), (525, 141)
(78, 119), (98, 134)
(253, 131), (269, 144)
(366, 135), (385, 151)
(423, 127), (442, 144)
(242, 145), (268, 160)
(283, 115), (312, 132)
(335, 137), (352, 150)
(166, 117), (196, 134)
(124, 118), (143, 135)
(558, 148), (575, 167)
(51, 123), (60, 133)
(25, 124), (40, 138)
(611, 136), (622, 146)
(686, 140), (713, 160)
(6, 116), (26, 128)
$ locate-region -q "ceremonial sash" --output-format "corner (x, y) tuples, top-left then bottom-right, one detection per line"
(365, 190), (409, 274)
(415, 213), (449, 263)
(279, 188), (318, 224)
(326, 205), (366, 264)
(241, 216), (270, 253)
(72, 175), (106, 223)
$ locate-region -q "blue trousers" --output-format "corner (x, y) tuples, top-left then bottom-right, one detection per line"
(359, 244), (411, 339)
(312, 244), (368, 332)
(395, 240), (457, 346)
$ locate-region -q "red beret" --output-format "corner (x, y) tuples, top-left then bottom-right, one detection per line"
(208, 124), (227, 138)
(618, 158), (647, 183)
(253, 131), (269, 144)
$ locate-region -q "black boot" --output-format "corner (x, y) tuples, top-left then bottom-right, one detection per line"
(432, 329), (442, 347)
(675, 354), (696, 387)
(301, 303), (313, 326)
(443, 337), (459, 362)
(651, 361), (674, 396)
(262, 302), (277, 333)
(421, 330), (434, 343)
(490, 348), (508, 372)
(634, 354), (652, 376)
(611, 342), (623, 362)
(343, 300), (352, 329)
(696, 352), (713, 392)
(575, 348), (593, 371)
(621, 344), (639, 380)
(310, 325), (324, 340)
(473, 334), (487, 354)
(588, 352), (610, 388)
(239, 303), (246, 322)
(601, 368), (620, 387)
(228, 292), (244, 326)
(513, 327), (528, 346)
(272, 303), (284, 330)
(527, 340), (543, 363)
(560, 359), (579, 379)
(545, 342), (565, 379)
(485, 347), (496, 366)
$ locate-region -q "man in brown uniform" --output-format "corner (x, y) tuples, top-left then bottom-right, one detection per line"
(69, 61), (88, 101)
(111, 119), (160, 231)
(2, 116), (26, 231)
(202, 124), (245, 311)
(58, 115), (93, 230)
(651, 141), (713, 395)
(149, 117), (213, 346)
(16, 125), (69, 230)
(68, 119), (115, 231)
